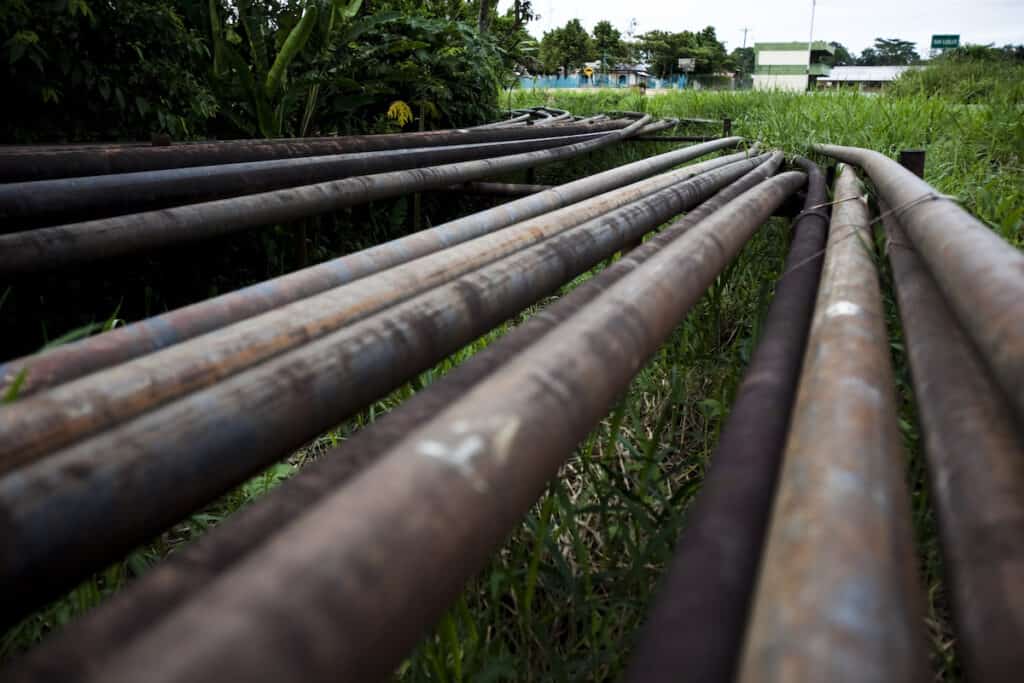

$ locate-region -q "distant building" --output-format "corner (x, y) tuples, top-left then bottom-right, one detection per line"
(818, 65), (920, 90)
(752, 41), (835, 91)
(607, 63), (651, 88)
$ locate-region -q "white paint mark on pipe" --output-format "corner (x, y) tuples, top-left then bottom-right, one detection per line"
(825, 301), (861, 318)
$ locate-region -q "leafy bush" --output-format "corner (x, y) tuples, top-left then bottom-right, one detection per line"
(1, 0), (217, 142)
(313, 12), (502, 134)
(889, 50), (1024, 104)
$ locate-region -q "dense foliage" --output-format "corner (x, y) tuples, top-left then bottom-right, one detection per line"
(1, 0), (216, 142)
(1, 0), (507, 143)
(890, 46), (1024, 105)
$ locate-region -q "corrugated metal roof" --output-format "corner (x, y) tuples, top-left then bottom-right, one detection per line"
(820, 66), (917, 82)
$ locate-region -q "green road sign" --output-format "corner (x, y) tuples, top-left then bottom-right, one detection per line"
(931, 34), (960, 49)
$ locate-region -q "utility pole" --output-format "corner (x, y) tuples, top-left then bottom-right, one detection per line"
(741, 27), (750, 49)
(806, 0), (817, 74)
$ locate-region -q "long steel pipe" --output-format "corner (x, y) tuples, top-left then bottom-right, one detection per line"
(0, 160), (774, 623)
(813, 143), (1024, 428)
(624, 157), (830, 683)
(0, 133), (609, 225)
(0, 154), (789, 682)
(884, 207), (1024, 683)
(0, 154), (765, 475)
(469, 112), (533, 128)
(737, 165), (929, 683)
(0, 116), (670, 274)
(35, 172), (806, 683)
(443, 181), (553, 197)
(0, 136), (744, 398)
(0, 118), (632, 181)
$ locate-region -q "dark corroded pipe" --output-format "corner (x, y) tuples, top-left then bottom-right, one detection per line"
(0, 162), (777, 624)
(469, 112), (533, 128)
(884, 206), (1024, 683)
(0, 119), (632, 181)
(0, 133), (608, 225)
(41, 172), (806, 683)
(444, 181), (553, 197)
(0, 154), (764, 473)
(630, 135), (720, 143)
(0, 116), (667, 274)
(0, 154), (789, 682)
(813, 143), (1024, 428)
(624, 157), (829, 683)
(0, 136), (745, 398)
(0, 155), (763, 474)
(737, 165), (929, 683)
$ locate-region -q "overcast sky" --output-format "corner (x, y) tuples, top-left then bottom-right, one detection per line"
(498, 0), (1023, 56)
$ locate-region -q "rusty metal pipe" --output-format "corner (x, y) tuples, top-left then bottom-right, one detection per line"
(38, 172), (806, 683)
(442, 181), (553, 197)
(624, 157), (829, 683)
(0, 133), (609, 226)
(0, 153), (788, 678)
(630, 136), (720, 143)
(0, 119), (633, 181)
(736, 165), (929, 683)
(813, 143), (1024, 428)
(0, 161), (780, 623)
(0, 155), (790, 682)
(883, 206), (1024, 682)
(0, 115), (666, 274)
(0, 153), (765, 475)
(0, 136), (745, 398)
(469, 112), (533, 128)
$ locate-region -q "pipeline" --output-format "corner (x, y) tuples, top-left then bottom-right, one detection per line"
(883, 205), (1024, 682)
(0, 153), (788, 682)
(0, 118), (633, 182)
(443, 181), (553, 197)
(813, 144), (1024, 428)
(0, 116), (671, 274)
(0, 157), (774, 623)
(624, 157), (830, 683)
(0, 153), (766, 472)
(0, 132), (609, 226)
(24, 172), (805, 683)
(469, 112), (533, 128)
(0, 136), (745, 398)
(631, 135), (721, 143)
(736, 165), (928, 683)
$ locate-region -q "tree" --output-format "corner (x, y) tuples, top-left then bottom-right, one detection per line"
(827, 41), (855, 66)
(857, 47), (879, 65)
(858, 37), (919, 65)
(592, 20), (625, 68)
(208, 0), (364, 138)
(1, 0), (218, 143)
(538, 19), (593, 73)
(477, 0), (495, 34)
(637, 26), (731, 78)
(730, 47), (754, 75)
(942, 43), (1024, 63)
(492, 7), (540, 73)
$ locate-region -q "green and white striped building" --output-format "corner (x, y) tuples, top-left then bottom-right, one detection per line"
(752, 41), (835, 91)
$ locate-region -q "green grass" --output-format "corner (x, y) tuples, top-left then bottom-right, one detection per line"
(4, 87), (1022, 679)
